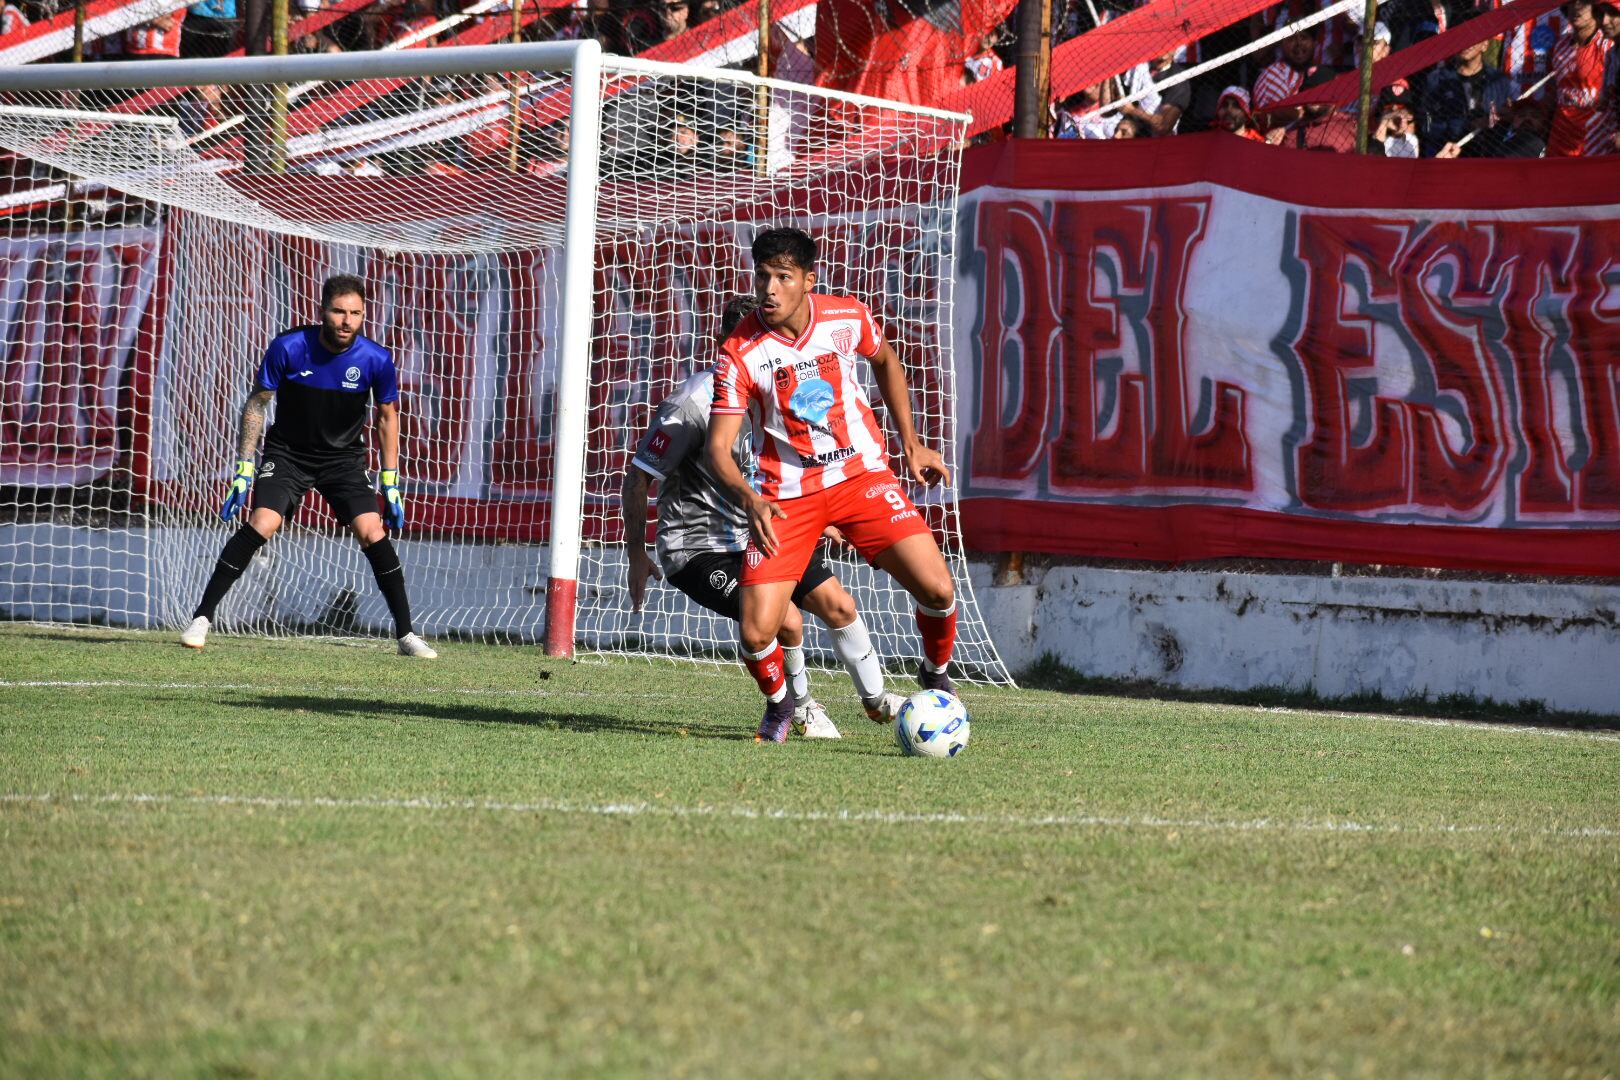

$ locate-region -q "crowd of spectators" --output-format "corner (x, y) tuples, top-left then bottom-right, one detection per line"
(1029, 0), (1620, 156)
(2, 0), (1615, 161)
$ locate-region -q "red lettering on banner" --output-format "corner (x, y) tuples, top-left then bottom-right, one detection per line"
(1391, 222), (1510, 513)
(0, 235), (158, 486)
(1291, 214), (1620, 517)
(1057, 198), (1250, 491)
(968, 200), (1057, 487)
(1292, 216), (1419, 510)
(1567, 227), (1620, 510)
(1492, 227), (1579, 516)
(968, 197), (1251, 494)
(489, 251), (553, 497)
(375, 255), (473, 487)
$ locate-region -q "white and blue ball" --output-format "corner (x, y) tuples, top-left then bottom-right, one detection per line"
(894, 690), (970, 758)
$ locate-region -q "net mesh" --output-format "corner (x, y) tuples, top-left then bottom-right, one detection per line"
(0, 53), (1014, 685)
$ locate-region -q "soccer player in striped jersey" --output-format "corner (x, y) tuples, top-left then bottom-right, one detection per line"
(179, 274), (436, 658)
(708, 228), (960, 744)
(621, 295), (907, 740)
(1549, 0), (1617, 155)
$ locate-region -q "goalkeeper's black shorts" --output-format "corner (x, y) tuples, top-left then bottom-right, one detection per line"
(665, 546), (835, 621)
(252, 445), (377, 526)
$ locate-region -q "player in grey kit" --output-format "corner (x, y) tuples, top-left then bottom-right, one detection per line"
(621, 295), (905, 740)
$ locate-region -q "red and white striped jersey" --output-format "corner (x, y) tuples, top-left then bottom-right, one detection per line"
(125, 9), (186, 56)
(1548, 31), (1615, 156)
(2, 3), (29, 36)
(712, 293), (891, 500)
(1253, 60), (1306, 109)
(1499, 7), (1564, 80)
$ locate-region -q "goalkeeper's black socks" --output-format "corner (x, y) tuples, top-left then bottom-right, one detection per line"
(194, 524), (269, 620)
(362, 536), (413, 638)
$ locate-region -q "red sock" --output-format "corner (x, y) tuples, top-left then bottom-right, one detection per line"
(741, 641), (789, 702)
(915, 602), (957, 669)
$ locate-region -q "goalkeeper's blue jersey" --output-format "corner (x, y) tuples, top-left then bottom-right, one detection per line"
(254, 327), (398, 457)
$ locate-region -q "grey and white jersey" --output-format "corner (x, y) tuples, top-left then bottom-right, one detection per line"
(630, 369), (753, 576)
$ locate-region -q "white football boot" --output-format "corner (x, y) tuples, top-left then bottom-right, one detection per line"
(792, 698), (841, 739)
(862, 691), (908, 725)
(397, 632), (438, 659)
(180, 616), (210, 650)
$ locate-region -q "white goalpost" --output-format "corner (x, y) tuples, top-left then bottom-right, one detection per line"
(0, 42), (1013, 684)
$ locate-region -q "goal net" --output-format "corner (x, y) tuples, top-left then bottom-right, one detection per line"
(0, 42), (1013, 685)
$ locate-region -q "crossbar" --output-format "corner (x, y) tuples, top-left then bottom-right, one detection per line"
(0, 41), (585, 92)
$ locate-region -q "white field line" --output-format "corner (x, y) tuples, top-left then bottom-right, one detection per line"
(4, 678), (1617, 744)
(1, 791), (1613, 840)
(0, 678), (665, 701)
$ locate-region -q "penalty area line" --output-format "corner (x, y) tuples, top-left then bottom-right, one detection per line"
(1, 791), (1613, 841)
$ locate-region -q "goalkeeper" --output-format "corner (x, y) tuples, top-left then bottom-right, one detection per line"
(621, 295), (905, 741)
(180, 274), (436, 659)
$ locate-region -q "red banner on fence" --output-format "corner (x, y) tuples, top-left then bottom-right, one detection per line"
(955, 137), (1620, 576)
(0, 229), (162, 488)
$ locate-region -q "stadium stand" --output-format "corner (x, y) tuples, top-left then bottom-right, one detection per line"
(1, 0), (1612, 158)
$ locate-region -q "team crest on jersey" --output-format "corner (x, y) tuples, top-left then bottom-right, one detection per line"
(774, 367), (793, 389)
(745, 546), (763, 569)
(788, 379), (836, 425)
(832, 327), (853, 355)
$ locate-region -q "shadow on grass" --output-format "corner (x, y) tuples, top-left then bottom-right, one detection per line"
(6, 630), (138, 646)
(247, 693), (753, 741)
(1019, 654), (1620, 732)
(239, 693), (901, 755)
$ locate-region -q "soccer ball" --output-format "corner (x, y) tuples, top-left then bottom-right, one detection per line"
(894, 690), (970, 758)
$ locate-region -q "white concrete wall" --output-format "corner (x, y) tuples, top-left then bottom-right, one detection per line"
(5, 523), (1617, 715)
(968, 562), (1620, 716)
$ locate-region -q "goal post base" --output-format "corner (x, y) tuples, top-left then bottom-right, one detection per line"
(544, 577), (577, 658)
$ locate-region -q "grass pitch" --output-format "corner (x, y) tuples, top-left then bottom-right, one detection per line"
(1, 624), (1616, 1079)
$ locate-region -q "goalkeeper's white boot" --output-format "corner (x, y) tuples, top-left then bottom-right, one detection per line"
(180, 616), (210, 650)
(792, 698), (841, 740)
(862, 691), (907, 725)
(397, 633), (438, 659)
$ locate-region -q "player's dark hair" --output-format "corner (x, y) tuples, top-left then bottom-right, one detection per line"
(750, 227), (816, 271)
(321, 274), (368, 308)
(718, 294), (759, 337)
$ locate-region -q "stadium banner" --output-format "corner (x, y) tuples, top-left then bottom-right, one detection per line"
(0, 227), (162, 488)
(954, 138), (1620, 576)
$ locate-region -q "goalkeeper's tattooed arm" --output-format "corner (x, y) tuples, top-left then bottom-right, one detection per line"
(375, 400), (400, 474)
(620, 465), (661, 611)
(236, 389), (273, 461)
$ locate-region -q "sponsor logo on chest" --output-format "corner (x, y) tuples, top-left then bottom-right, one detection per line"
(343, 365), (362, 389)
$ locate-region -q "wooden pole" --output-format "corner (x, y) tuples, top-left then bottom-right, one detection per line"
(508, 0), (523, 172)
(754, 0), (770, 175)
(1013, 0), (1052, 138)
(72, 0), (86, 63)
(1353, 0), (1379, 154)
(269, 0), (288, 173)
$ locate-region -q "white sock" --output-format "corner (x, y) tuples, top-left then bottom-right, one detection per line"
(829, 616), (886, 703)
(783, 644), (810, 707)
